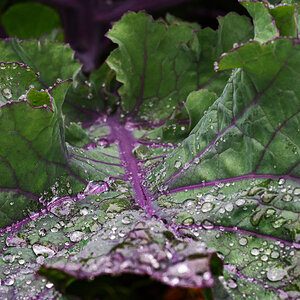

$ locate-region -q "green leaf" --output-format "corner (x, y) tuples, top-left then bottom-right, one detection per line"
(0, 7), (300, 300)
(1, 2), (62, 40)
(0, 39), (81, 86)
(106, 11), (253, 122)
(241, 1), (279, 42)
(149, 37), (300, 299)
(185, 90), (218, 131)
(241, 1), (297, 41)
(269, 4), (298, 37)
(0, 62), (37, 104)
(27, 88), (51, 108)
(65, 122), (90, 147)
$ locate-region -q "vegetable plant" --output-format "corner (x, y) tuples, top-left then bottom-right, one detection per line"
(0, 0), (299, 299)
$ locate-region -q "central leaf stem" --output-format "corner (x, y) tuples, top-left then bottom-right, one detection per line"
(108, 115), (153, 214)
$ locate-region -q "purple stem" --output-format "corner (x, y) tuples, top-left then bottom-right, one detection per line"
(108, 115), (152, 212)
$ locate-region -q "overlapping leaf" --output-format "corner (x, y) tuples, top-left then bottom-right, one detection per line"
(107, 11), (253, 122)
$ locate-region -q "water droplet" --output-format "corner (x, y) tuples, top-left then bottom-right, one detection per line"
(46, 282), (54, 289)
(183, 163), (189, 170)
(174, 161), (181, 169)
(251, 248), (260, 256)
(183, 199), (196, 207)
(271, 251), (280, 259)
(2, 88), (12, 99)
(32, 244), (55, 258)
(139, 253), (160, 269)
(175, 263), (189, 275)
(250, 209), (264, 226)
(36, 256), (45, 264)
(282, 194), (293, 202)
(69, 231), (84, 242)
(182, 217), (194, 226)
(122, 216), (132, 225)
(235, 199), (245, 206)
(109, 234), (116, 240)
(3, 254), (15, 263)
(272, 217), (286, 229)
(201, 202), (213, 213)
(293, 188), (300, 196)
(239, 237), (248, 246)
(39, 228), (47, 237)
(97, 138), (109, 148)
(248, 186), (265, 196)
(264, 208), (276, 218)
(227, 278), (237, 288)
(267, 267), (287, 282)
(202, 220), (214, 230)
(261, 192), (276, 203)
(80, 207), (89, 216)
(225, 203), (234, 212)
(261, 255), (268, 262)
(4, 277), (14, 286)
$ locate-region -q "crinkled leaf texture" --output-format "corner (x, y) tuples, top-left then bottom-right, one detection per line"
(0, 5), (299, 300)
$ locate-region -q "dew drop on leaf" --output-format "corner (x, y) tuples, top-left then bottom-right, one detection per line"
(239, 237), (248, 246)
(227, 278), (237, 289)
(202, 220), (214, 230)
(267, 267), (287, 282)
(271, 251), (280, 259)
(264, 208), (276, 218)
(2, 88), (12, 99)
(46, 282), (54, 289)
(32, 244), (55, 257)
(235, 199), (245, 206)
(282, 194), (293, 202)
(201, 202), (213, 212)
(174, 161), (181, 169)
(251, 248), (260, 256)
(181, 217), (194, 226)
(80, 207), (89, 216)
(272, 217), (286, 229)
(122, 215), (132, 225)
(69, 231), (84, 242)
(293, 188), (300, 196)
(261, 255), (268, 262)
(225, 203), (234, 212)
(4, 277), (14, 286)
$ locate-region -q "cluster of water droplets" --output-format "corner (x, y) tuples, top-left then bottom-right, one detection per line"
(154, 177), (300, 298)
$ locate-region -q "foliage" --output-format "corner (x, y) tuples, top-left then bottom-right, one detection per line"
(0, 1), (299, 299)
